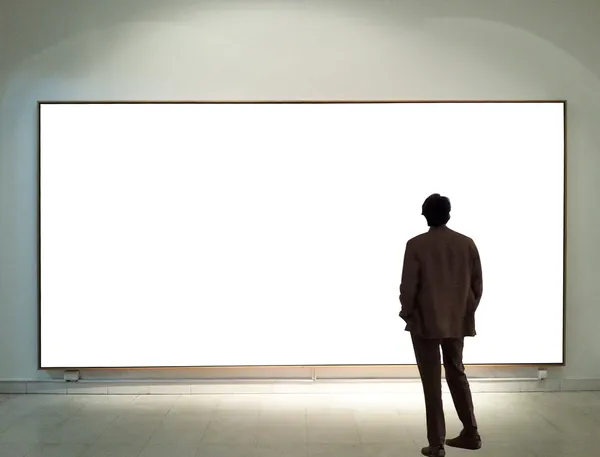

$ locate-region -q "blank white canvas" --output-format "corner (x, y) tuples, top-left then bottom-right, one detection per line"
(39, 102), (564, 368)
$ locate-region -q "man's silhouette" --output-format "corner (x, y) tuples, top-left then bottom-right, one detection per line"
(399, 194), (483, 457)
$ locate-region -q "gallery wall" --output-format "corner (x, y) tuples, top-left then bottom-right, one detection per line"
(1, 0), (600, 385)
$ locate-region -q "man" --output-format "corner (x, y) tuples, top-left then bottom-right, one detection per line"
(399, 194), (483, 457)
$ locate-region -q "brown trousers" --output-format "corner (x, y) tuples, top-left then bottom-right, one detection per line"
(411, 334), (478, 447)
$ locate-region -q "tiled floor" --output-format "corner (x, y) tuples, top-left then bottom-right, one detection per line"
(0, 391), (599, 456)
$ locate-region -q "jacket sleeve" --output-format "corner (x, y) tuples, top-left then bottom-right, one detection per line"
(399, 240), (420, 321)
(470, 241), (483, 310)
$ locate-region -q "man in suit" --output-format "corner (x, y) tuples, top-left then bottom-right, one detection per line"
(399, 194), (483, 457)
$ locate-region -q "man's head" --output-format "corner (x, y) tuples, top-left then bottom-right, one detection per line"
(421, 194), (451, 227)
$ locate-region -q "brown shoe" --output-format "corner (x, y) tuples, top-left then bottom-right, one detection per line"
(421, 446), (446, 457)
(445, 429), (482, 450)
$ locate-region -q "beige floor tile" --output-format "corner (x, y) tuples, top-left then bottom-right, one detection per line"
(24, 443), (88, 457)
(0, 443), (36, 457)
(81, 444), (145, 457)
(254, 445), (308, 457)
(308, 444), (362, 457)
(139, 444), (197, 457)
(361, 443), (419, 456)
(147, 421), (208, 446)
(196, 444), (256, 457)
(201, 417), (259, 445)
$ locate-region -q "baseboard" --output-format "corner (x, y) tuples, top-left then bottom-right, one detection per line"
(1, 377), (589, 395)
(560, 378), (600, 391)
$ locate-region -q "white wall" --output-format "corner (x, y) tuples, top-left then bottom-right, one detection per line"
(1, 0), (600, 384)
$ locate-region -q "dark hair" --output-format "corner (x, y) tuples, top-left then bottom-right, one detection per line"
(421, 194), (451, 227)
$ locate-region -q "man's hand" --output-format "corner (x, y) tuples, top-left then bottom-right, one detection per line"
(399, 309), (411, 322)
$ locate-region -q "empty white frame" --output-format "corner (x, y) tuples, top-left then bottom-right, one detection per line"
(39, 101), (565, 368)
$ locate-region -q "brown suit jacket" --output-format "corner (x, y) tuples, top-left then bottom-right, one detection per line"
(399, 225), (483, 339)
